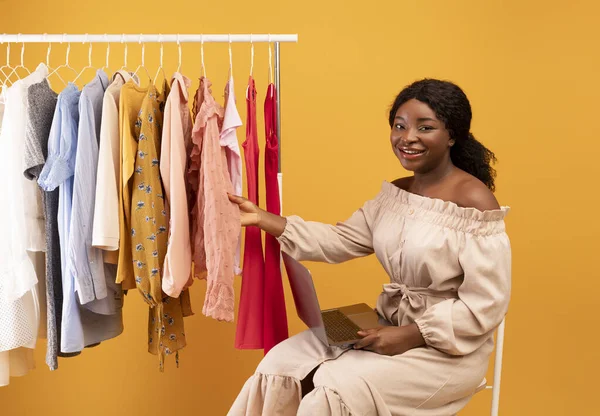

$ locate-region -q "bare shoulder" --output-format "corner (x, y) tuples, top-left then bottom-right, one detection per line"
(391, 176), (413, 191)
(455, 177), (500, 211)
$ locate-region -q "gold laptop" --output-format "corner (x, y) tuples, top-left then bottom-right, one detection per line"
(282, 253), (387, 347)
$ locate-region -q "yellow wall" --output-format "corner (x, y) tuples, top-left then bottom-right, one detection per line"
(1, 0), (599, 414)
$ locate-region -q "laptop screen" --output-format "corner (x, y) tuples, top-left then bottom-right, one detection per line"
(282, 252), (328, 344)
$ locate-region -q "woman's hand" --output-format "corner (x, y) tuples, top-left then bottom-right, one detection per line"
(352, 324), (425, 356)
(228, 193), (288, 237)
(228, 194), (261, 227)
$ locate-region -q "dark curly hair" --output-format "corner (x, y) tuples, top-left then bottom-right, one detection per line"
(388, 79), (497, 191)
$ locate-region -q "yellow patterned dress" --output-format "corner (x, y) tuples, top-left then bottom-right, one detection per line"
(130, 82), (193, 370)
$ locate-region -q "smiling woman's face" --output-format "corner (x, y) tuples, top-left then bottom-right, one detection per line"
(390, 99), (454, 174)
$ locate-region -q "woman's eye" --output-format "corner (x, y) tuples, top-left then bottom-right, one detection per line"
(395, 124), (405, 130)
(419, 126), (433, 131)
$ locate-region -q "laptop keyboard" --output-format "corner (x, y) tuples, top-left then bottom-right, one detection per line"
(321, 309), (362, 343)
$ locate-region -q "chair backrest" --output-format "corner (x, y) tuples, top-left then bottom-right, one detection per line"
(484, 317), (506, 416)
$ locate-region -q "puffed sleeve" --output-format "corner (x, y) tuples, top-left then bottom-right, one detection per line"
(277, 199), (377, 263)
(415, 230), (511, 356)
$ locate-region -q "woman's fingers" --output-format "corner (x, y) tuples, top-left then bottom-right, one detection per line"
(229, 193), (257, 213)
(228, 193), (246, 205)
(229, 193), (260, 226)
(353, 333), (377, 350)
(357, 328), (379, 337)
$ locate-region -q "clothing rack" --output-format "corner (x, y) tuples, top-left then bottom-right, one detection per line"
(0, 34), (298, 43)
(0, 33), (298, 201)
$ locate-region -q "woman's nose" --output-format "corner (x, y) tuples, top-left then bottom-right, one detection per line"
(403, 128), (419, 144)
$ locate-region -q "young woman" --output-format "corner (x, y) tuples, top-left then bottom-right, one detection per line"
(228, 79), (511, 415)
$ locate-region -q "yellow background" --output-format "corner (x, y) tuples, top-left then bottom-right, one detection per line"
(1, 0), (598, 414)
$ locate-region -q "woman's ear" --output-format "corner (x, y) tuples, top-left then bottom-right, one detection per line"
(448, 139), (455, 147)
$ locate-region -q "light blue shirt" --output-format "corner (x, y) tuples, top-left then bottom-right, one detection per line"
(68, 70), (122, 316)
(38, 82), (122, 353)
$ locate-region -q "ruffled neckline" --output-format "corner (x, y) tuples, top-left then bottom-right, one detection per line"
(381, 181), (510, 222)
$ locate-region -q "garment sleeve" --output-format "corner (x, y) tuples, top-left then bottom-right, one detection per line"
(160, 88), (192, 298)
(200, 108), (240, 322)
(38, 101), (73, 192)
(276, 199), (377, 264)
(415, 231), (512, 356)
(37, 104), (62, 191)
(68, 97), (95, 303)
(23, 85), (46, 180)
(92, 94), (120, 251)
(68, 96), (108, 304)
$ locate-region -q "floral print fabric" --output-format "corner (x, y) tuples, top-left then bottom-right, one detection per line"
(130, 82), (192, 370)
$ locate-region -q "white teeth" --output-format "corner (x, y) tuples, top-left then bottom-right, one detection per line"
(401, 149), (424, 155)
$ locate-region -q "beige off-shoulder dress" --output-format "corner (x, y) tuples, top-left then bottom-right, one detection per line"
(229, 181), (511, 416)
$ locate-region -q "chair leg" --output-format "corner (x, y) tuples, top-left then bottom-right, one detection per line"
(490, 318), (506, 416)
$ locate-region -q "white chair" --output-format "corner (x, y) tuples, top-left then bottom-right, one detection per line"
(482, 317), (506, 416)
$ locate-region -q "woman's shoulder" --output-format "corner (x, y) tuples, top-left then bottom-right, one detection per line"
(454, 175), (500, 212)
(381, 176), (508, 236)
(391, 173), (500, 212)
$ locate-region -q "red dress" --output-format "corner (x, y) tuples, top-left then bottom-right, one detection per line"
(262, 83), (289, 353)
(235, 77), (265, 348)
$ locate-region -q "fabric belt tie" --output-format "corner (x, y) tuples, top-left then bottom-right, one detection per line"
(382, 283), (458, 309)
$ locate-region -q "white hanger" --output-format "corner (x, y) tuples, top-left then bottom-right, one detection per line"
(44, 34), (67, 88)
(73, 34), (95, 85)
(120, 34), (130, 71)
(246, 34), (255, 97)
(6, 34), (31, 82)
(200, 34), (206, 78)
(228, 33), (233, 79)
(268, 34), (273, 84)
(101, 34), (111, 74)
(0, 36), (13, 87)
(46, 34), (78, 82)
(154, 34), (167, 83)
(133, 34), (152, 84)
(249, 33), (254, 77)
(176, 34), (182, 74)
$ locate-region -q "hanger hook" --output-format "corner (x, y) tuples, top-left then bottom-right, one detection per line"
(85, 34), (93, 67)
(159, 34), (164, 68)
(268, 34), (273, 83)
(46, 36), (52, 67)
(121, 34), (128, 68)
(177, 34), (182, 72)
(43, 33), (49, 66)
(139, 34), (145, 67)
(63, 34), (72, 67)
(18, 34), (25, 67)
(104, 34), (110, 69)
(228, 33), (233, 72)
(250, 33), (254, 76)
(200, 34), (206, 77)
